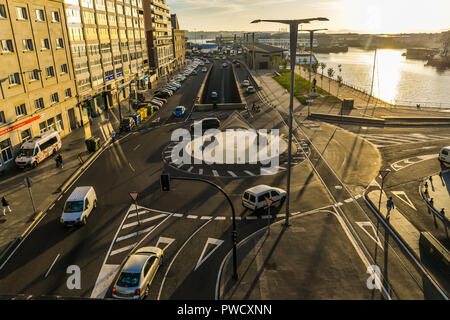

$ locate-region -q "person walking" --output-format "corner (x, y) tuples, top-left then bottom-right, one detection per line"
(56, 153), (63, 169)
(2, 196), (11, 216)
(386, 197), (395, 219)
(111, 131), (116, 143)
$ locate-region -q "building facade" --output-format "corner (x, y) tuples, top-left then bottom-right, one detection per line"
(170, 13), (185, 71)
(63, 0), (149, 122)
(143, 0), (173, 78)
(0, 0), (78, 170)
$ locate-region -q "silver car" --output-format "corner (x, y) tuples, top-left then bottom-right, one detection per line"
(112, 247), (164, 300)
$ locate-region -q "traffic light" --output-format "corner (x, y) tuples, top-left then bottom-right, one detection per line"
(160, 173), (170, 192)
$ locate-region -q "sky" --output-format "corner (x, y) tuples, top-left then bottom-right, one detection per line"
(167, 0), (450, 34)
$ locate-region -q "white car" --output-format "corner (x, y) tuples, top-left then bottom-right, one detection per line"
(60, 186), (97, 226)
(242, 185), (286, 212)
(246, 86), (256, 93)
(222, 63), (227, 68)
(201, 67), (207, 72)
(439, 146), (450, 164)
(242, 80), (250, 87)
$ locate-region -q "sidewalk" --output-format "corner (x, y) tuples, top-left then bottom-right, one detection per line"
(421, 170), (450, 224)
(219, 211), (377, 300)
(295, 67), (450, 119)
(0, 103), (121, 256)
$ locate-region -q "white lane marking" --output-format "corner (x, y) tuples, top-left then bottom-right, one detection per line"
(128, 162), (135, 172)
(177, 163), (184, 169)
(356, 221), (384, 250)
(344, 198), (354, 203)
(215, 216), (226, 220)
(195, 238), (225, 271)
(90, 264), (121, 299)
(155, 237), (176, 251)
(173, 213), (184, 218)
(335, 202), (343, 207)
(200, 216), (213, 220)
(227, 171), (237, 177)
(122, 214), (167, 229)
(116, 226), (155, 243)
(110, 243), (137, 256)
(133, 144), (141, 151)
(335, 185), (343, 190)
(235, 217), (242, 220)
(187, 215), (198, 219)
(391, 191), (417, 211)
(354, 195), (362, 200)
(246, 216), (257, 220)
(187, 166), (194, 173)
(44, 254), (60, 278)
(261, 215), (272, 219)
(199, 169), (203, 175)
(212, 170), (219, 176)
(244, 170), (255, 176)
(49, 203), (55, 211)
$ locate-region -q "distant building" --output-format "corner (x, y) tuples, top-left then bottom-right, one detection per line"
(243, 43), (285, 70)
(170, 14), (185, 71)
(143, 0), (174, 77)
(0, 0), (78, 170)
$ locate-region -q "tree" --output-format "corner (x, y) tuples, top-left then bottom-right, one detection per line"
(319, 62), (326, 89)
(327, 67), (335, 93)
(336, 75), (343, 97)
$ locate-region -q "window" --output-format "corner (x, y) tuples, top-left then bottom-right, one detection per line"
(1, 40), (14, 53)
(21, 129), (32, 142)
(61, 64), (68, 74)
(0, 111), (5, 124)
(56, 38), (64, 49)
(35, 9), (45, 21)
(34, 97), (45, 110)
(39, 121), (47, 133)
(15, 104), (27, 117)
(0, 139), (13, 164)
(16, 7), (28, 20)
(28, 70), (40, 81)
(51, 92), (59, 104)
(41, 38), (50, 50)
(51, 11), (60, 22)
(9, 73), (21, 86)
(56, 114), (64, 131)
(0, 5), (7, 19)
(46, 66), (55, 78)
(23, 39), (34, 51)
(65, 88), (72, 98)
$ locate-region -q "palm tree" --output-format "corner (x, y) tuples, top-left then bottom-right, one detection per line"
(327, 67), (335, 93)
(320, 62), (326, 88)
(336, 75), (343, 97)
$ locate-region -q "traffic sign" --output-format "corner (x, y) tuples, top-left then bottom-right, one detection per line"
(129, 192), (139, 201)
(379, 169), (391, 179)
(264, 196), (274, 208)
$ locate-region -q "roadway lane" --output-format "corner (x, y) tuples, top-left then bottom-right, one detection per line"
(203, 59), (241, 104)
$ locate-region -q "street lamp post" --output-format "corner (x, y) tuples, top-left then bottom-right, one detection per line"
(299, 29), (327, 94)
(251, 17), (329, 227)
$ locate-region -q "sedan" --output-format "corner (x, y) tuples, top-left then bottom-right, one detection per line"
(201, 67), (207, 72)
(173, 106), (186, 117)
(112, 247), (163, 300)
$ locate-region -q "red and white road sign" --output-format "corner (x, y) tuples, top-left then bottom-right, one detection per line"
(129, 192), (139, 201)
(264, 196), (274, 208)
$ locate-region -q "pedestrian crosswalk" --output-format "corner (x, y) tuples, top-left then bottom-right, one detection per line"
(359, 133), (450, 148)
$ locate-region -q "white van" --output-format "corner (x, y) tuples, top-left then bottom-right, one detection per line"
(439, 146), (450, 164)
(15, 131), (61, 169)
(60, 186), (97, 227)
(242, 185), (287, 212)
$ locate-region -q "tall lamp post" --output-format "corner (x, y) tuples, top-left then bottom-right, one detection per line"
(251, 17), (329, 227)
(299, 29), (327, 94)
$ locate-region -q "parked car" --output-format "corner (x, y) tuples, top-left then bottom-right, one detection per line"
(242, 80), (250, 87)
(155, 91), (170, 99)
(15, 131), (61, 169)
(211, 91), (218, 101)
(201, 67), (208, 72)
(191, 70), (198, 75)
(173, 106), (186, 117)
(60, 186), (97, 226)
(152, 96), (167, 103)
(190, 117), (221, 133)
(150, 99), (163, 107)
(242, 185), (286, 212)
(439, 146), (450, 164)
(119, 117), (136, 132)
(247, 86), (256, 93)
(112, 247), (164, 300)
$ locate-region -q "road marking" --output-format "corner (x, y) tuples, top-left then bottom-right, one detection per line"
(244, 170), (255, 176)
(195, 238), (225, 271)
(133, 144), (141, 151)
(200, 216), (213, 220)
(110, 243), (137, 256)
(155, 237), (175, 251)
(344, 198), (354, 203)
(246, 216), (257, 220)
(49, 203), (55, 211)
(356, 221), (384, 250)
(212, 170), (219, 176)
(335, 202), (343, 207)
(122, 214), (167, 229)
(391, 191), (417, 211)
(116, 226), (155, 242)
(128, 162), (135, 172)
(173, 213), (184, 218)
(227, 171), (237, 177)
(199, 169), (203, 175)
(215, 216), (226, 220)
(177, 163), (184, 169)
(44, 254), (60, 278)
(335, 186), (343, 190)
(187, 166), (193, 173)
(187, 215), (198, 219)
(90, 264), (121, 299)
(261, 215), (272, 219)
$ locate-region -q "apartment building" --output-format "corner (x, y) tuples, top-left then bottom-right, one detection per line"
(170, 13), (185, 71)
(143, 0), (173, 77)
(0, 0), (78, 171)
(64, 0), (149, 120)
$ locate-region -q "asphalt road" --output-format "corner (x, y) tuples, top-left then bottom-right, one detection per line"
(203, 59), (241, 104)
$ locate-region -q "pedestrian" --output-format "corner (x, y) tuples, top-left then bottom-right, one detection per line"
(111, 131), (116, 143)
(429, 198), (434, 208)
(386, 197), (394, 218)
(424, 181), (428, 189)
(56, 153), (63, 169)
(416, 103), (420, 109)
(2, 196), (11, 216)
(429, 176), (433, 184)
(440, 208), (445, 217)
